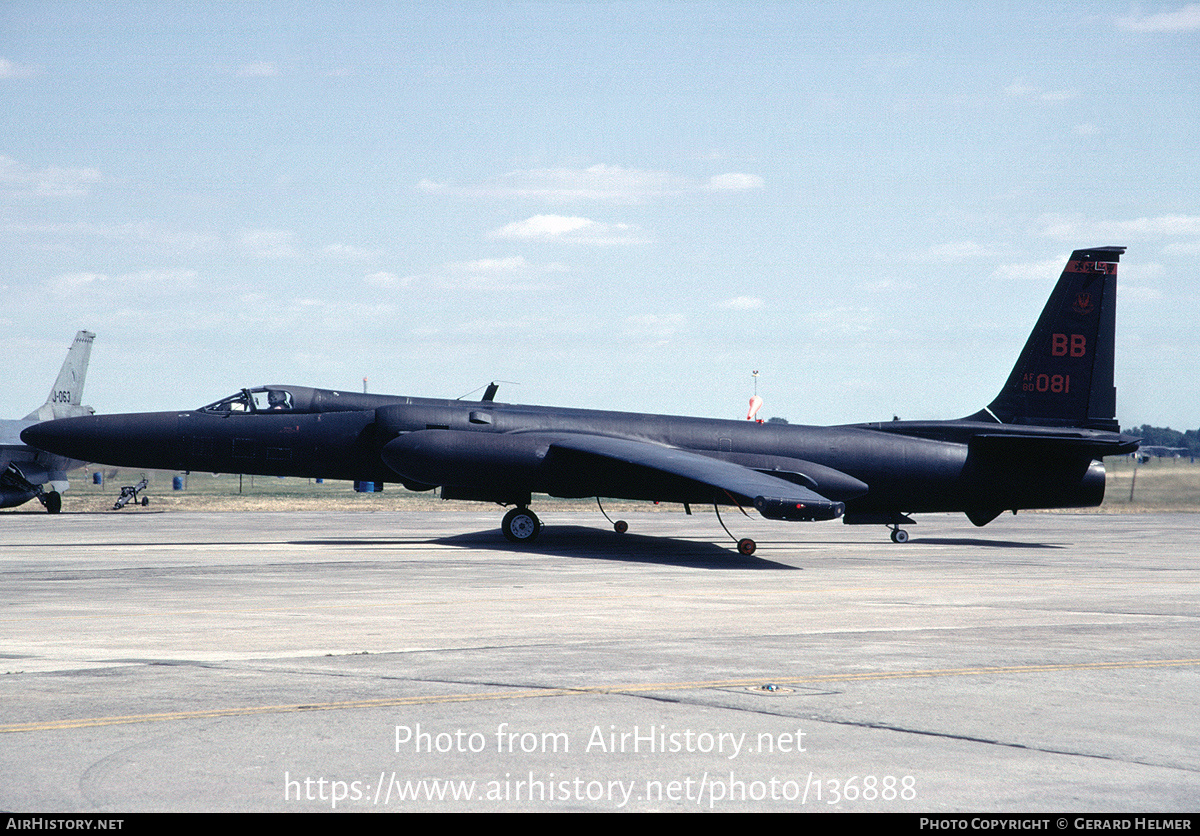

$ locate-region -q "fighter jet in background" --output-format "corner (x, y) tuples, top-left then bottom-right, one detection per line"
(23, 249), (1139, 550)
(2, 331), (95, 513)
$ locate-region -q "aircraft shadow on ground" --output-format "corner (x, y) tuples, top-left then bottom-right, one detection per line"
(434, 525), (798, 569)
(293, 530), (1061, 562)
(294, 525), (795, 569)
(908, 537), (1065, 549)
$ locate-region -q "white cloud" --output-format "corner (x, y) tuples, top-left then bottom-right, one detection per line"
(238, 61), (279, 77)
(364, 256), (567, 293)
(0, 58), (36, 79)
(45, 269), (197, 299)
(0, 154), (102, 197)
(4, 220), (219, 250)
(1004, 79), (1076, 102)
(35, 166), (103, 197)
(322, 243), (380, 260)
(364, 271), (411, 288)
(239, 228), (297, 259)
(450, 256), (531, 273)
(705, 173), (764, 191)
(488, 215), (593, 240)
(48, 271), (104, 296)
(624, 313), (686, 345)
(1118, 4), (1200, 32)
(1004, 80), (1038, 98)
(131, 269), (200, 291)
(445, 256), (553, 290)
(1037, 214), (1200, 242)
(716, 296), (764, 310)
(1120, 284), (1164, 304)
(1163, 239), (1200, 255)
(425, 164), (765, 203)
(415, 179), (447, 194)
(989, 259), (1070, 284)
(494, 164), (674, 202)
(486, 215), (649, 244)
(914, 241), (1001, 262)
(212, 293), (399, 335)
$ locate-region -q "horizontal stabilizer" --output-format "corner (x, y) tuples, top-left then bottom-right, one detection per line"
(968, 432), (1139, 460)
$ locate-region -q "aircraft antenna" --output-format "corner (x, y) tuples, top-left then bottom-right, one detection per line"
(456, 380), (518, 401)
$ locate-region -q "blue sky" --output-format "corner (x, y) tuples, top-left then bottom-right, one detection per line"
(2, 2), (1197, 430)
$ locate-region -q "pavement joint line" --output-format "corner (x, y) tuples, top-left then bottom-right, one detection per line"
(5, 658), (1198, 733)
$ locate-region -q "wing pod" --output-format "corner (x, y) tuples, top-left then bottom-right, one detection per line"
(753, 494), (845, 521)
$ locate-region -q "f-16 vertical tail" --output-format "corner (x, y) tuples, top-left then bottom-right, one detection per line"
(23, 330), (96, 422)
(972, 247), (1124, 432)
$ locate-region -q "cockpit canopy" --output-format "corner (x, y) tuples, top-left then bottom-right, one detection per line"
(201, 387), (303, 414)
(198, 385), (402, 415)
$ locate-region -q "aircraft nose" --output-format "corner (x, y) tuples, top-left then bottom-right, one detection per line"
(22, 415), (110, 460)
(21, 413), (180, 468)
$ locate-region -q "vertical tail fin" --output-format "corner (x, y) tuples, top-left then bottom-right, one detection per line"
(973, 247), (1124, 431)
(24, 330), (96, 421)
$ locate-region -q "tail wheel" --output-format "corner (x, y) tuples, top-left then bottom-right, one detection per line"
(737, 538), (757, 556)
(613, 519), (628, 534)
(502, 507), (541, 544)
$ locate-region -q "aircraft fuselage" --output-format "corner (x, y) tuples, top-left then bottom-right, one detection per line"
(26, 391), (1111, 524)
(19, 248), (1140, 545)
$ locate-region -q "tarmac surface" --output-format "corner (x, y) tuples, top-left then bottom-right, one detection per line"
(1, 508), (1198, 812)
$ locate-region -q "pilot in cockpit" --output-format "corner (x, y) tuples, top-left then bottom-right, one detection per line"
(267, 390), (290, 411)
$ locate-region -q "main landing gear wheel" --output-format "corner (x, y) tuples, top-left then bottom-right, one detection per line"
(501, 507), (541, 544)
(889, 527), (909, 543)
(42, 490), (62, 514)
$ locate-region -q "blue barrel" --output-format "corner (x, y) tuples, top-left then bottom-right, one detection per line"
(93, 472), (103, 485)
(172, 476), (183, 491)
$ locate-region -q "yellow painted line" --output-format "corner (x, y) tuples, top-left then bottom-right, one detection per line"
(4, 658), (1198, 733)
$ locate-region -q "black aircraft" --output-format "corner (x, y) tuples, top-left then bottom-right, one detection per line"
(23, 247), (1139, 553)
